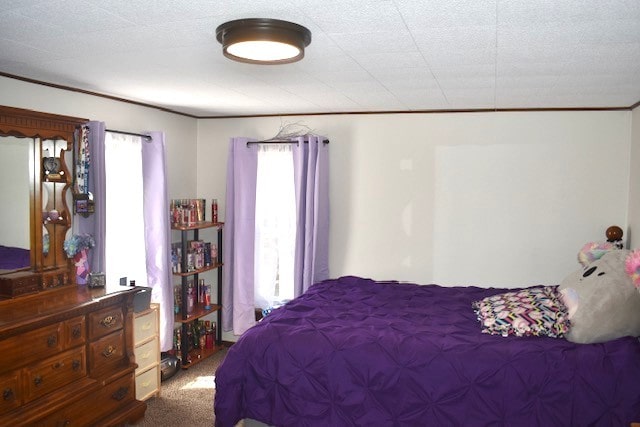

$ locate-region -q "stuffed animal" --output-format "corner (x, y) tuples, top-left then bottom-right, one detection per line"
(558, 249), (640, 344)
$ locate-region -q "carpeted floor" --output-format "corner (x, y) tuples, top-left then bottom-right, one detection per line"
(133, 348), (228, 426)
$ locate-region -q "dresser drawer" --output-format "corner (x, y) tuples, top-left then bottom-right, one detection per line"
(0, 323), (63, 369)
(88, 306), (124, 340)
(63, 315), (86, 348)
(34, 373), (136, 427)
(0, 370), (21, 415)
(135, 365), (159, 401)
(89, 330), (125, 374)
(0, 270), (40, 298)
(134, 338), (159, 372)
(23, 347), (86, 403)
(134, 308), (158, 345)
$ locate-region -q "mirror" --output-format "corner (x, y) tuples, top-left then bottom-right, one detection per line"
(0, 106), (88, 281)
(0, 136), (31, 270)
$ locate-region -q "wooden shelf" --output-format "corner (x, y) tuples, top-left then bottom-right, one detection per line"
(171, 221), (224, 231)
(172, 262), (223, 277)
(175, 303), (221, 324)
(43, 174), (67, 183)
(43, 218), (69, 226)
(181, 345), (224, 369)
(171, 218), (223, 369)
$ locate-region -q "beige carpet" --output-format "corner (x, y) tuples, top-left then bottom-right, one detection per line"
(134, 348), (228, 426)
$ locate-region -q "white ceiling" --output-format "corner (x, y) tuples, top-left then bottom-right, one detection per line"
(1, 0), (639, 117)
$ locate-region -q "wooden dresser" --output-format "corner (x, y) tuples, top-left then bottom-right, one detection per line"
(0, 285), (147, 426)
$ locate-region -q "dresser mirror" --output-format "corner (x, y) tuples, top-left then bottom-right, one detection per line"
(0, 106), (88, 283)
(0, 136), (31, 267)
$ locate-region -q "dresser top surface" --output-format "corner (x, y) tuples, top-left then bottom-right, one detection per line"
(0, 286), (136, 332)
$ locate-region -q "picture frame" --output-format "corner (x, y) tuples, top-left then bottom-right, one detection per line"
(74, 192), (95, 217)
(88, 272), (106, 288)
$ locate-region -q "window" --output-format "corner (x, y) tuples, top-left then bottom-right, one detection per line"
(254, 144), (296, 309)
(104, 133), (147, 292)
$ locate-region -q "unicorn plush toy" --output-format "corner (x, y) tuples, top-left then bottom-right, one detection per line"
(559, 227), (640, 344)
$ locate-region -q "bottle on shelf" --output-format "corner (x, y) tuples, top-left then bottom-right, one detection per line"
(187, 282), (195, 314)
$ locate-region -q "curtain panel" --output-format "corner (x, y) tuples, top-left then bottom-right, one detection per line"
(142, 131), (173, 351)
(222, 137), (259, 336)
(223, 135), (329, 336)
(293, 135), (330, 294)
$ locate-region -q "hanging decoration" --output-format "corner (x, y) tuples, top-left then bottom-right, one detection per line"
(73, 125), (95, 216)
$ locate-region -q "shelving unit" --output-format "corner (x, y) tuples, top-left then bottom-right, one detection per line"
(171, 221), (223, 369)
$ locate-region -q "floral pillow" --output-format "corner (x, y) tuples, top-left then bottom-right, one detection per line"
(472, 286), (570, 338)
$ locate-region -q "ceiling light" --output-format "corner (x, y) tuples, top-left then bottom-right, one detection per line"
(216, 18), (312, 65)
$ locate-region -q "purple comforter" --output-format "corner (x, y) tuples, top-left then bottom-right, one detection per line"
(214, 276), (640, 426)
(0, 245), (30, 270)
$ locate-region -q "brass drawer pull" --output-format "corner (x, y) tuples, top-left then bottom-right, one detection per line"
(102, 345), (117, 358)
(72, 325), (82, 339)
(72, 359), (81, 371)
(3, 388), (14, 401)
(47, 335), (57, 347)
(99, 315), (117, 328)
(34, 376), (43, 387)
(111, 386), (129, 401)
(53, 361), (64, 370)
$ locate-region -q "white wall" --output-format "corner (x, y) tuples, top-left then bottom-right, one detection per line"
(198, 111), (631, 290)
(629, 105), (640, 249)
(0, 76), (198, 199)
(2, 75), (635, 342)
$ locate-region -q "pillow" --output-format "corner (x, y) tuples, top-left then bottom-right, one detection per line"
(558, 249), (640, 344)
(472, 286), (570, 338)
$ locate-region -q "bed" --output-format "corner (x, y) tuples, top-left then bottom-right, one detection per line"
(214, 276), (640, 426)
(0, 245), (30, 270)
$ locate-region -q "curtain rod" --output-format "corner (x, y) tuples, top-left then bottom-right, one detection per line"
(106, 128), (152, 141)
(247, 138), (329, 145)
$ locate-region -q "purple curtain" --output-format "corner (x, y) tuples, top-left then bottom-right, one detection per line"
(222, 137), (258, 335)
(77, 125), (172, 350)
(74, 121), (106, 274)
(141, 132), (173, 351)
(292, 136), (330, 295)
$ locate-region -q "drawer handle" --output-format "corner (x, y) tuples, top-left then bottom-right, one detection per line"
(3, 388), (14, 401)
(102, 345), (117, 358)
(111, 386), (129, 401)
(72, 325), (82, 339)
(53, 361), (64, 370)
(100, 315), (117, 328)
(142, 381), (150, 387)
(142, 322), (151, 331)
(34, 376), (43, 387)
(72, 359), (81, 371)
(47, 335), (58, 347)
(142, 351), (151, 359)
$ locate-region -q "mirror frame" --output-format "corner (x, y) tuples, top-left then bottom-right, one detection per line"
(0, 106), (88, 278)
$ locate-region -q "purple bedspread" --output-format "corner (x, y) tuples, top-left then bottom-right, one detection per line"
(0, 245), (30, 270)
(214, 276), (640, 426)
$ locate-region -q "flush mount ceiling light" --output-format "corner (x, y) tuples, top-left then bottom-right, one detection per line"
(216, 18), (312, 65)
